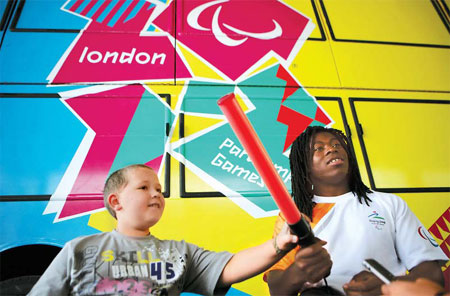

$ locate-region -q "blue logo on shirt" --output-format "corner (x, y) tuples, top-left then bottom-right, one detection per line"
(418, 226), (439, 247)
(368, 211), (386, 230)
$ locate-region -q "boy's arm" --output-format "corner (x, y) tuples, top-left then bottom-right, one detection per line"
(217, 232), (297, 287)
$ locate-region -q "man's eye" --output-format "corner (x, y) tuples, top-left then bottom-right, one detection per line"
(313, 147), (324, 152)
(332, 143), (341, 148)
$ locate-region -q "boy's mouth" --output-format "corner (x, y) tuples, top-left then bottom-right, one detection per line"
(148, 203), (160, 208)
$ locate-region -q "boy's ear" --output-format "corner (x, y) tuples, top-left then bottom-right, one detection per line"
(108, 193), (122, 211)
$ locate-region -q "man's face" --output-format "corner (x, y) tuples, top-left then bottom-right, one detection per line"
(309, 132), (349, 187)
(117, 167), (165, 231)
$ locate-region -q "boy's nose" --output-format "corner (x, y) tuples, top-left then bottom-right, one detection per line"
(150, 190), (161, 198)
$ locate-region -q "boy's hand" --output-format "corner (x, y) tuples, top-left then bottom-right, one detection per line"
(343, 270), (383, 296)
(273, 223), (299, 253)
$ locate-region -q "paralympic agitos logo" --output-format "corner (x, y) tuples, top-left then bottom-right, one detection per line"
(153, 0), (313, 81)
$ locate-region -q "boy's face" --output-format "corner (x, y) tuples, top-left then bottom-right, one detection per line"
(309, 132), (349, 186)
(114, 167), (165, 233)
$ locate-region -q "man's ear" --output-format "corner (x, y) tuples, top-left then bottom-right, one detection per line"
(108, 193), (122, 211)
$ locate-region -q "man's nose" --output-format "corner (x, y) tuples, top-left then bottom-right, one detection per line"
(325, 145), (337, 155)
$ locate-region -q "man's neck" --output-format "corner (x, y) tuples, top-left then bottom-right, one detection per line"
(313, 183), (350, 197)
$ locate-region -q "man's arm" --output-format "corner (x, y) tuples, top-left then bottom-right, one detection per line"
(343, 260), (445, 296)
(382, 278), (448, 296)
(267, 240), (332, 295)
(398, 260), (445, 285)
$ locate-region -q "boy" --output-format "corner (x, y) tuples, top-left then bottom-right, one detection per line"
(266, 126), (447, 295)
(29, 164), (298, 295)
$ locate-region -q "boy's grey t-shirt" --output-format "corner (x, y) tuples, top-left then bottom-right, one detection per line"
(28, 231), (233, 296)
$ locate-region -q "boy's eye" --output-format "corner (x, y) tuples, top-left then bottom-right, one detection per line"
(139, 186), (147, 190)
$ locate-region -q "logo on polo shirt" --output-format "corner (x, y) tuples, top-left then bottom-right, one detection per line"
(368, 211), (386, 230)
(418, 226), (439, 247)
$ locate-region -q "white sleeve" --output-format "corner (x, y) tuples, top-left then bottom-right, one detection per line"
(27, 244), (71, 295)
(393, 195), (448, 270)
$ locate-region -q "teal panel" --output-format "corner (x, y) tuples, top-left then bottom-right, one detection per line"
(110, 92), (173, 171)
(238, 64), (286, 87)
(182, 81), (235, 114)
(281, 88), (318, 119)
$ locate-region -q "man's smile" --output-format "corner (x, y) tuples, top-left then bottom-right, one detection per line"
(327, 157), (344, 165)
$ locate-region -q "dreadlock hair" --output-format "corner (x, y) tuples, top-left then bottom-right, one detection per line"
(289, 126), (372, 221)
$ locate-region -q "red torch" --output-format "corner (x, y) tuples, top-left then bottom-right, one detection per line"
(218, 93), (315, 247)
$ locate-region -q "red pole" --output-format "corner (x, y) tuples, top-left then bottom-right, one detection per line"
(217, 93), (301, 224)
(218, 93), (315, 247)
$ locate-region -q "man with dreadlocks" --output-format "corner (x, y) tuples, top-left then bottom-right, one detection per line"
(265, 126), (447, 296)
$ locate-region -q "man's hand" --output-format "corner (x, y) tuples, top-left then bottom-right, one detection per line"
(292, 239), (332, 284)
(343, 271), (384, 296)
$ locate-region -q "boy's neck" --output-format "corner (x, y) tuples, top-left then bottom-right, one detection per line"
(116, 225), (151, 237)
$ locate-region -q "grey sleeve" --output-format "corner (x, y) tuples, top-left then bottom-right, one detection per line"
(183, 243), (233, 296)
(27, 244), (71, 296)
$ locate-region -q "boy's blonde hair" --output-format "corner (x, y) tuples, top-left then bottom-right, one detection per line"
(103, 164), (154, 219)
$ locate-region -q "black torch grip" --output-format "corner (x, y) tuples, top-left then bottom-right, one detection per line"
(288, 215), (316, 247)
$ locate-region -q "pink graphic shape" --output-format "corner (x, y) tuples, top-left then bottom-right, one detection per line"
(59, 86), (145, 219)
(145, 154), (164, 171)
(102, 0), (128, 26)
(52, 3), (191, 84)
(153, 0), (310, 81)
(69, 0), (85, 12)
(277, 104), (314, 152)
(68, 0), (153, 31)
(92, 1), (116, 21)
(96, 278), (153, 295)
(52, 23), (191, 83)
(80, 1), (98, 16)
